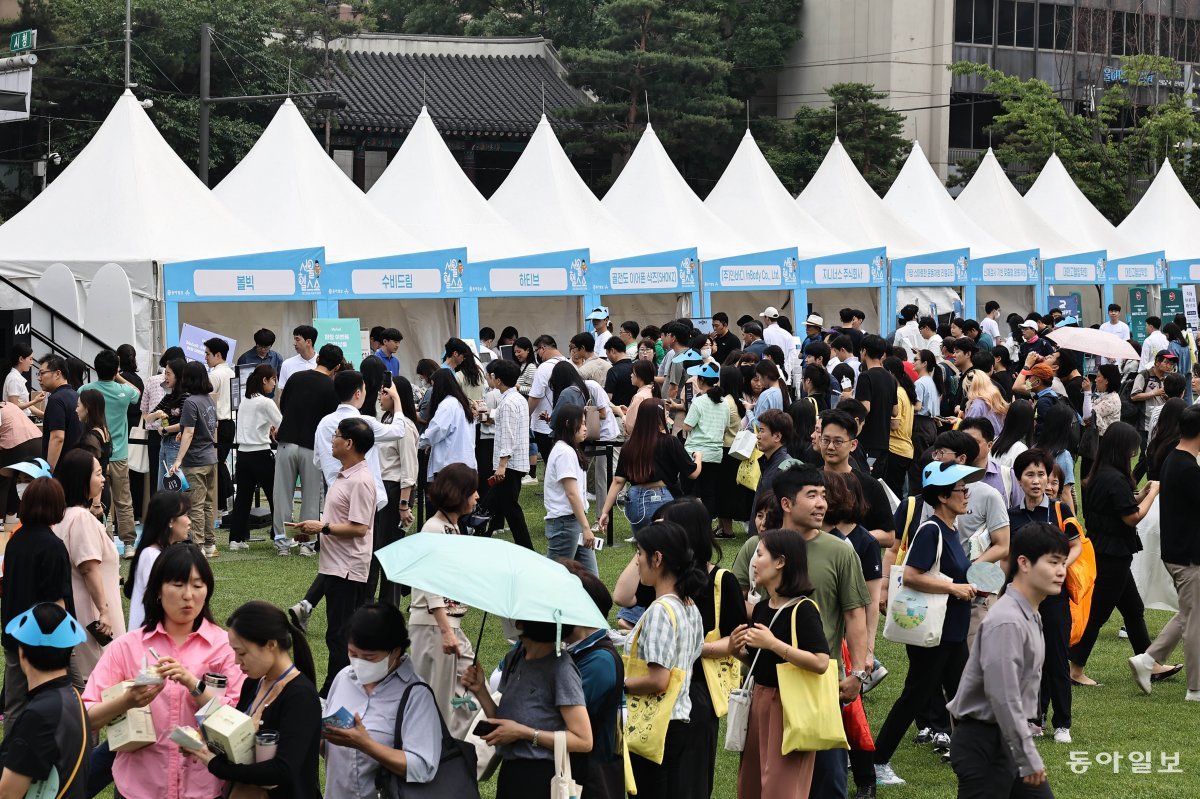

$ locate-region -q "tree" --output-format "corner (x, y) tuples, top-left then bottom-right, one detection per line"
(949, 56), (1200, 222)
(368, 0), (470, 35)
(761, 82), (910, 195)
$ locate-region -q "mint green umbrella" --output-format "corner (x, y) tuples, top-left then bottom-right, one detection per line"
(376, 533), (609, 631)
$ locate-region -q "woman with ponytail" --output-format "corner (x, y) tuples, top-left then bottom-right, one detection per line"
(186, 600), (321, 797)
(680, 362), (732, 517)
(623, 520), (707, 799)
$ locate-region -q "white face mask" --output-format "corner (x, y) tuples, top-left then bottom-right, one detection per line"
(701, 347), (713, 359)
(350, 655), (392, 685)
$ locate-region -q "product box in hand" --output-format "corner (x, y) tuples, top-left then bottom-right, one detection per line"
(170, 726), (207, 751)
(101, 681), (157, 753)
(201, 704), (256, 765)
(321, 706), (355, 730)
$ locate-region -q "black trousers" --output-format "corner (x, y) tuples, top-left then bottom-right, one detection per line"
(1037, 589), (1072, 730)
(866, 448), (890, 481)
(534, 431), (555, 463)
(321, 576), (367, 696)
(1070, 553), (1152, 666)
(875, 640), (969, 763)
(884, 452), (912, 498)
(304, 573), (334, 609)
(367, 480), (405, 605)
(497, 757), (556, 799)
(673, 677), (718, 799)
(949, 719), (1055, 799)
(228, 449), (274, 541)
(216, 419), (235, 507)
(681, 459), (719, 519)
(487, 469), (533, 549)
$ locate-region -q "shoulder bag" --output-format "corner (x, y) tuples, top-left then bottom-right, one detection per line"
(883, 520), (951, 648)
(700, 569), (742, 718)
(777, 599), (849, 753)
(724, 597), (800, 753)
(550, 730), (582, 799)
(378, 682), (481, 799)
(622, 597), (686, 764)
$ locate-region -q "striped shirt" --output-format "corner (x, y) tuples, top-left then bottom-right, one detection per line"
(625, 595), (704, 720)
(493, 387), (530, 472)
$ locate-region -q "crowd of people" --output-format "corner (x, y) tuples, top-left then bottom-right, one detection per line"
(0, 299), (1195, 799)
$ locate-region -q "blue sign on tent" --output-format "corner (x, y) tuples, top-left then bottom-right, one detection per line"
(1103, 251), (1166, 308)
(457, 248), (591, 339)
(323, 248), (470, 299)
(588, 248), (699, 294)
(164, 247), (327, 302)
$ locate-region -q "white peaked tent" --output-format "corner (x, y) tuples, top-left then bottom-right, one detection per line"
(1025, 153), (1159, 319)
(797, 138), (954, 325)
(705, 129), (867, 325)
(0, 90), (280, 371)
(603, 123), (749, 262)
(489, 116), (689, 324)
(214, 99), (455, 376)
(884, 142), (1032, 321)
(369, 107), (585, 350)
(1119, 159), (1200, 276)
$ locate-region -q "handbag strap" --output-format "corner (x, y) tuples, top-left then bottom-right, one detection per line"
(57, 687), (87, 799)
(739, 597), (802, 688)
(554, 730), (571, 781)
(789, 597), (820, 649)
(709, 569), (727, 636)
(395, 680), (455, 755)
(910, 519), (945, 577)
(627, 595), (678, 662)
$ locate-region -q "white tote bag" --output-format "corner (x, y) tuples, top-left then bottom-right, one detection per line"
(127, 422), (150, 474)
(729, 427), (757, 461)
(551, 731), (582, 799)
(883, 521), (952, 648)
(724, 598), (800, 752)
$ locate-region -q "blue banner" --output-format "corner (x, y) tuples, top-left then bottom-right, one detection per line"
(1108, 251), (1167, 284)
(969, 250), (1041, 284)
(323, 248), (470, 299)
(796, 248), (888, 288)
(164, 247), (327, 302)
(465, 249), (592, 297)
(588, 248), (699, 294)
(1168, 258), (1200, 287)
(1041, 251), (1108, 285)
(890, 249), (971, 285)
(702, 247), (802, 291)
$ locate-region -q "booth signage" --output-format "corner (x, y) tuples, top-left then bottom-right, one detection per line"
(1109, 255), (1167, 284)
(164, 247), (327, 302)
(1129, 286), (1150, 342)
(466, 250), (591, 298)
(178, 324), (236, 364)
(796, 249), (887, 289)
(1054, 262), (1097, 282)
(325, 249), (470, 300)
(1163, 288), (1185, 321)
(1047, 293), (1082, 322)
(1184, 285), (1199, 329)
(314, 318), (362, 365)
(702, 248), (801, 291)
(890, 250), (970, 286)
(588, 249), (698, 294)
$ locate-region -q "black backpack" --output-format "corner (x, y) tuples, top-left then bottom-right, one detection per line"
(1050, 394), (1083, 453)
(1119, 369), (1150, 427)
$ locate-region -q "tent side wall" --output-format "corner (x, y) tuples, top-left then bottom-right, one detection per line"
(337, 298), (458, 382)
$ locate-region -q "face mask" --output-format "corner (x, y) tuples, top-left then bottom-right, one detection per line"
(701, 347), (712, 358)
(350, 655), (392, 685)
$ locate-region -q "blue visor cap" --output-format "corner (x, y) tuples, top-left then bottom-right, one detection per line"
(687, 362), (720, 381)
(5, 605), (88, 649)
(1055, 316), (1079, 328)
(9, 459), (52, 480)
(921, 462), (984, 489)
(675, 348), (704, 365)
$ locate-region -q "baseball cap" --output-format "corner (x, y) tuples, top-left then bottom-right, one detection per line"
(736, 314), (755, 328)
(1157, 350), (1179, 361)
(585, 306), (610, 321)
(922, 462), (983, 488)
(805, 314), (824, 328)
(1024, 362), (1055, 382)
(760, 306), (780, 320)
(1019, 320), (1039, 330)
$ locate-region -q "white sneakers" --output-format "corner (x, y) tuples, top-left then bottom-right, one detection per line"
(874, 763), (905, 786)
(1185, 690), (1200, 702)
(1129, 653), (1156, 695)
(1053, 728), (1072, 744)
(228, 541), (249, 552)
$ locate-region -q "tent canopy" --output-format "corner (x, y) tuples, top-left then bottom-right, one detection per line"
(602, 123), (748, 261)
(883, 142), (1011, 256)
(1118, 158), (1200, 260)
(956, 149), (1077, 258)
(213, 99), (428, 263)
(705, 129), (850, 258)
(1024, 153), (1138, 257)
(0, 90), (270, 268)
(489, 115), (650, 263)
(796, 137), (936, 259)
(368, 105), (534, 262)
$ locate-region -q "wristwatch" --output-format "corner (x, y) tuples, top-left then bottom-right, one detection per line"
(321, 523), (332, 537)
(189, 680), (206, 698)
(848, 669), (870, 686)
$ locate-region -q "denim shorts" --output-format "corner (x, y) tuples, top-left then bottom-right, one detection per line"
(623, 485), (673, 530)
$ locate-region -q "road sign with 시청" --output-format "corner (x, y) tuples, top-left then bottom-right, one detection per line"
(9, 30), (36, 52)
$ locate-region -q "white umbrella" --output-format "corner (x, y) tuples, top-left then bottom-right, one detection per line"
(1047, 327), (1139, 361)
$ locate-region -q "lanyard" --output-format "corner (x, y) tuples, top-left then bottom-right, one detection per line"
(248, 664), (295, 717)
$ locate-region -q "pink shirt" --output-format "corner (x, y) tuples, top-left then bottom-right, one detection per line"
(82, 620), (246, 799)
(318, 458), (377, 582)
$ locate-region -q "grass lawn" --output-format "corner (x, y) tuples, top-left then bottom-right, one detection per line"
(97, 480), (1199, 797)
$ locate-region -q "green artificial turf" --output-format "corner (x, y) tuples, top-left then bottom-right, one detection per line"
(88, 478), (1200, 797)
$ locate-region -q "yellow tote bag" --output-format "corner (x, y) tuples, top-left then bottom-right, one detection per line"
(777, 598), (849, 754)
(735, 448), (762, 490)
(622, 599), (686, 765)
(700, 569), (741, 717)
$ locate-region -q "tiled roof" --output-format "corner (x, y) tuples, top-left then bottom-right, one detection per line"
(318, 50), (587, 136)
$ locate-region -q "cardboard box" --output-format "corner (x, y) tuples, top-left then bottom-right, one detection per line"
(101, 681), (157, 753)
(202, 704), (256, 765)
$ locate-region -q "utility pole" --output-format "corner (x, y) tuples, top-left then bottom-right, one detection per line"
(124, 0), (132, 89)
(199, 23), (211, 185)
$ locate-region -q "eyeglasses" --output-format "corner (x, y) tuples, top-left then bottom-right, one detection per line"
(819, 436), (850, 448)
(950, 487), (970, 496)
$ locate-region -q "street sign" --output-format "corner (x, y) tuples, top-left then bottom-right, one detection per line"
(9, 30), (35, 53)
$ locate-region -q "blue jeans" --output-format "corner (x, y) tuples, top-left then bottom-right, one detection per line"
(157, 436), (180, 491)
(545, 514), (598, 576)
(623, 485), (672, 530)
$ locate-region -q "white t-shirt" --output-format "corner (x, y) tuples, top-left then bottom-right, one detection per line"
(128, 545), (162, 629)
(1099, 320), (1132, 365)
(278, 353), (317, 392)
(529, 355), (569, 436)
(544, 440), (588, 519)
(981, 316), (1002, 342)
(594, 329), (613, 351)
(3, 368), (29, 412)
(208, 362), (235, 420)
